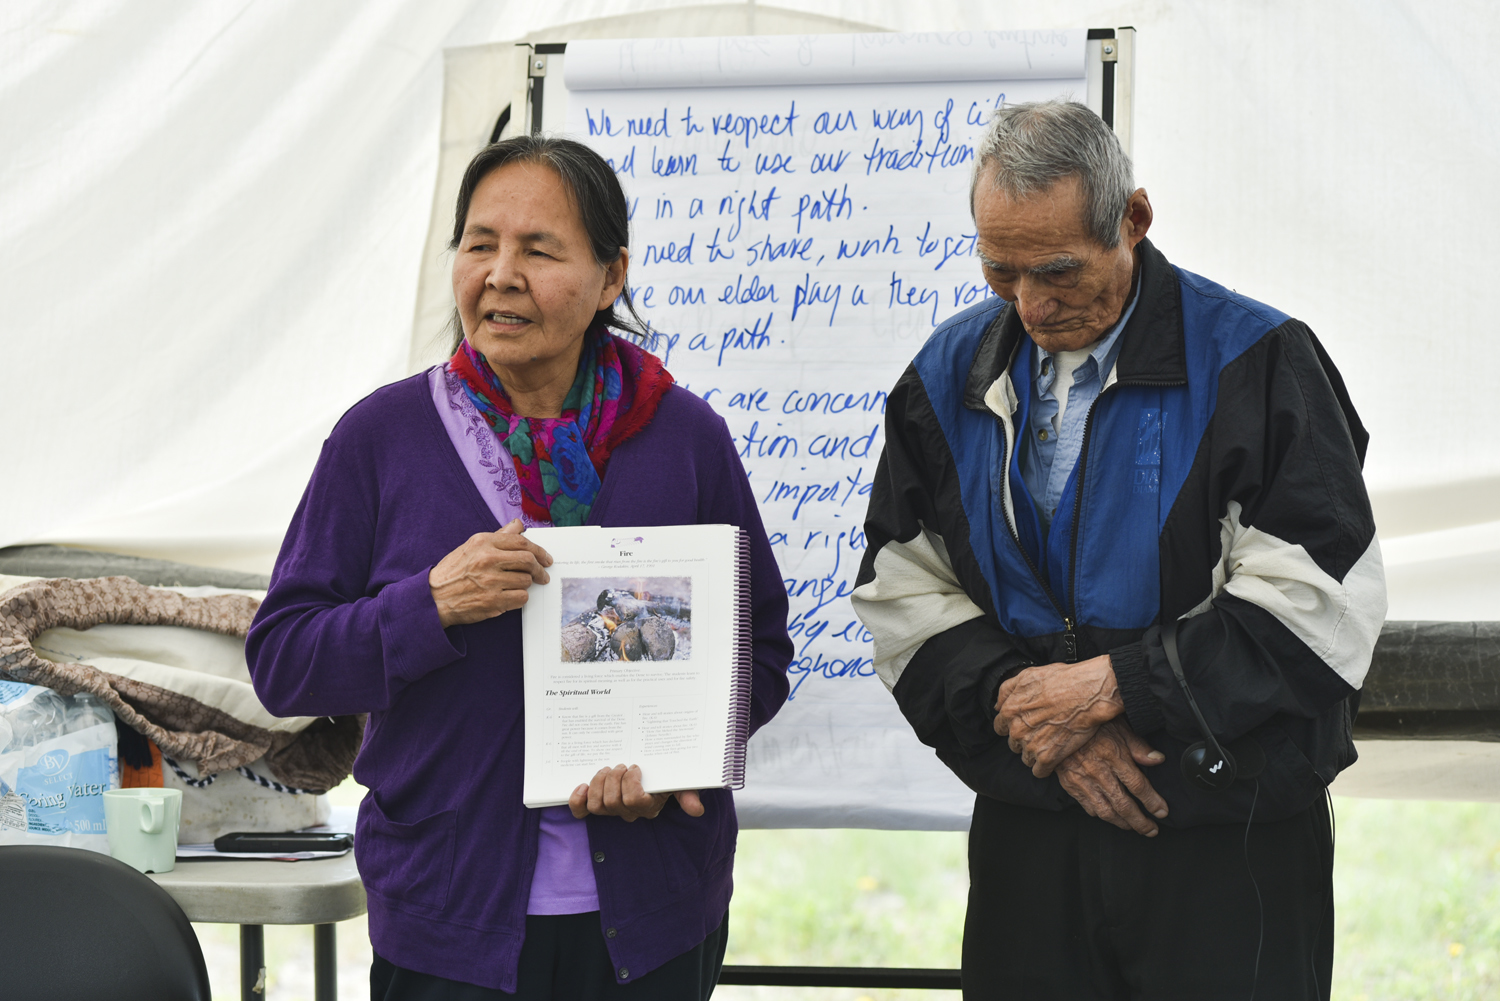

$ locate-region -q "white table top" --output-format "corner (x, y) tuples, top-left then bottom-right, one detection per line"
(147, 850), (366, 925)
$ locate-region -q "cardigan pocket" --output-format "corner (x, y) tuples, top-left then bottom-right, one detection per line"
(651, 793), (732, 895)
(357, 800), (458, 913)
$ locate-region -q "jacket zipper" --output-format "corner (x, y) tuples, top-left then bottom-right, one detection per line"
(1065, 379), (1181, 657)
(1066, 399), (1101, 659)
(992, 412), (1077, 660)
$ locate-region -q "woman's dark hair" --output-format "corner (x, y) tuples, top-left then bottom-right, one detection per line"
(447, 134), (649, 350)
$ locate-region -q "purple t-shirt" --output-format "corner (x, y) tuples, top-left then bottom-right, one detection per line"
(430, 366), (599, 916)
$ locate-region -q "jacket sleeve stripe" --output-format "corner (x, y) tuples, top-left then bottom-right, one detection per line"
(852, 525), (986, 691)
(1185, 499), (1387, 689)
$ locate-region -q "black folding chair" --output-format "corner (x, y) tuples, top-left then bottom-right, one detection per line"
(0, 844), (211, 1001)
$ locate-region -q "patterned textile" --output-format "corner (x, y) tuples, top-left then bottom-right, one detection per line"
(448, 326), (674, 526)
(0, 576), (361, 791)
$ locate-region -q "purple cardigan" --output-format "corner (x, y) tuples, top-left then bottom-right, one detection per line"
(246, 374), (792, 991)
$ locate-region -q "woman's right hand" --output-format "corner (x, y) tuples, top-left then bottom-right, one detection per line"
(568, 764), (705, 822)
(429, 519), (553, 627)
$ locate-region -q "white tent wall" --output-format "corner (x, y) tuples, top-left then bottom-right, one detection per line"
(3, 0), (1497, 616)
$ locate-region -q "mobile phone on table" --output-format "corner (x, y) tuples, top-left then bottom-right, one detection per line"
(213, 831), (353, 853)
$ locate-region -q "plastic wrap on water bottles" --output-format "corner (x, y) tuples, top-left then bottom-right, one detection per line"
(0, 680), (120, 853)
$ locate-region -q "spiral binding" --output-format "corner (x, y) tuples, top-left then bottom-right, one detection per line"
(722, 528), (755, 789)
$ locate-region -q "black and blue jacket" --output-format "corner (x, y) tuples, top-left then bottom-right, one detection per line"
(852, 239), (1386, 826)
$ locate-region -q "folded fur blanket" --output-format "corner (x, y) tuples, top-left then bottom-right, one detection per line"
(0, 575), (361, 793)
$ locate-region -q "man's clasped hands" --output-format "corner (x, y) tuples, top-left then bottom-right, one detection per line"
(994, 655), (1169, 836)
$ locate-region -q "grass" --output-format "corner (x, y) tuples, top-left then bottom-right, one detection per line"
(1332, 799), (1500, 1001)
(189, 787), (1500, 1000)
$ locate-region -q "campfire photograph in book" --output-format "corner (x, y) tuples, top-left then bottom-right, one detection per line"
(559, 576), (692, 663)
(520, 525), (752, 808)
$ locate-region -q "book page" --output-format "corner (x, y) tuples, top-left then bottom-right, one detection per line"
(521, 525), (739, 807)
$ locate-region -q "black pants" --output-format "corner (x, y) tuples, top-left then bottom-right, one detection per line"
(962, 796), (1333, 1001)
(371, 912), (727, 1001)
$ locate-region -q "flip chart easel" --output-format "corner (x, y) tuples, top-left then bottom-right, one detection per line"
(513, 30), (1137, 831)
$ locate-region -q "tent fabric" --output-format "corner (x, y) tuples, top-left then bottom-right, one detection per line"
(3, 2), (1498, 827)
(3, 1), (1496, 618)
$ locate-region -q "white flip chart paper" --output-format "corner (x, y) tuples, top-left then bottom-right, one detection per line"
(562, 32), (1090, 829)
(566, 31), (1088, 90)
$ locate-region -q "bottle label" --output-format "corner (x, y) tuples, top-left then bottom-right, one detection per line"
(0, 792), (27, 832)
(0, 681), (39, 706)
(13, 731), (117, 836)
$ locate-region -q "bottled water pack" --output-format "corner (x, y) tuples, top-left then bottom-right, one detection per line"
(0, 680), (120, 852)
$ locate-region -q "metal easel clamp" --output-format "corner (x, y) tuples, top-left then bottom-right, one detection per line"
(529, 54), (548, 77)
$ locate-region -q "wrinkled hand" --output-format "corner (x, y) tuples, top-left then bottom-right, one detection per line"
(568, 764), (706, 823)
(995, 655), (1126, 777)
(429, 519), (553, 627)
(1055, 720), (1168, 836)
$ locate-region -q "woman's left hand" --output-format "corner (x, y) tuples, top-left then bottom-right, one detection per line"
(568, 764), (705, 822)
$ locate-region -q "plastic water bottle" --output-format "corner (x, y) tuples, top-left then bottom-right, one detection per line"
(2, 708), (30, 754)
(33, 690), (68, 737)
(15, 705), (56, 767)
(65, 693), (114, 734)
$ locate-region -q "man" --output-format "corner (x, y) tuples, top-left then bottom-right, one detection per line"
(852, 101), (1385, 999)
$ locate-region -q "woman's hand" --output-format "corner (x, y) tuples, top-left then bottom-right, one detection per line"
(429, 519), (553, 628)
(568, 764), (705, 822)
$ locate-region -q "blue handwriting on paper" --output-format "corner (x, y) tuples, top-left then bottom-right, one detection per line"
(745, 233), (814, 267)
(739, 420), (799, 459)
(809, 151), (851, 174)
(678, 311), (773, 366)
(888, 273), (941, 326)
(584, 109), (621, 137)
(781, 389), (888, 415)
(793, 185), (854, 232)
(607, 147), (636, 177)
(791, 273), (842, 325)
(871, 106), (924, 143)
(641, 235), (695, 265)
(723, 388), (772, 411)
(718, 188), (781, 242)
(651, 147), (697, 176)
(628, 108), (671, 137)
(807, 425), (880, 460)
(711, 101), (798, 147)
(761, 466), (874, 520)
(836, 225), (900, 259)
(813, 110), (858, 134)
(914, 222), (979, 271)
(719, 274), (778, 304)
(755, 153), (796, 174)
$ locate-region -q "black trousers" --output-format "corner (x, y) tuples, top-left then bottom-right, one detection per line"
(962, 795), (1333, 1001)
(371, 912), (727, 1001)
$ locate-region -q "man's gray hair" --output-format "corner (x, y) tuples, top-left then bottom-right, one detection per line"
(970, 100), (1134, 248)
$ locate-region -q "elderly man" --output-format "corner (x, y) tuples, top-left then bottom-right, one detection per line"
(852, 100), (1385, 999)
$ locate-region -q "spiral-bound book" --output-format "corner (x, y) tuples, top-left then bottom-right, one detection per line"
(519, 524), (753, 808)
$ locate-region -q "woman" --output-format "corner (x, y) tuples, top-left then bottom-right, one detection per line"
(247, 135), (792, 1000)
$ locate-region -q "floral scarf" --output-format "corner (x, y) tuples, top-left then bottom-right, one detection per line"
(448, 326), (674, 526)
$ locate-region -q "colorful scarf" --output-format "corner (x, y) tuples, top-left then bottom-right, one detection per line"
(448, 326), (674, 526)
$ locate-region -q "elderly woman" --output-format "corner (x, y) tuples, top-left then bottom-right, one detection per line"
(247, 135), (792, 1000)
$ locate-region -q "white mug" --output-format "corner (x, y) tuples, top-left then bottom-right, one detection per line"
(103, 788), (182, 873)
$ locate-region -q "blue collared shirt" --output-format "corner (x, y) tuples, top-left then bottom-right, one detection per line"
(1019, 285), (1140, 529)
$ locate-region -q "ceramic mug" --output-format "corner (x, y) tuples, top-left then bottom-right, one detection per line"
(103, 787), (182, 873)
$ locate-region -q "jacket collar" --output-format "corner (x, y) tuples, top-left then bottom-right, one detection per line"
(963, 237), (1186, 411)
